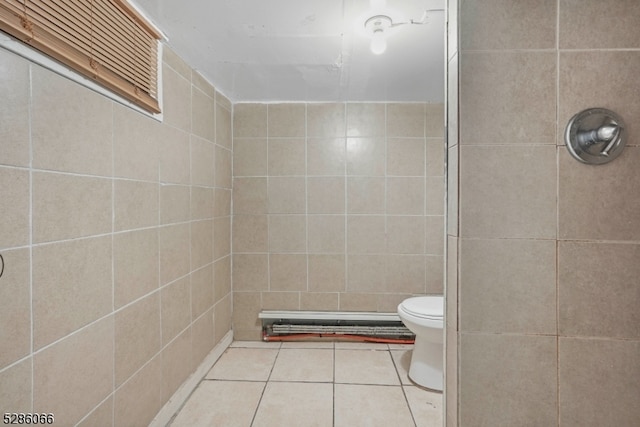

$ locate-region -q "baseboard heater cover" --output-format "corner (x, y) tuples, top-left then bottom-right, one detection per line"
(259, 310), (414, 341)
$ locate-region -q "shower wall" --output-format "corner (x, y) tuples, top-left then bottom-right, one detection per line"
(0, 46), (232, 426)
(232, 103), (446, 340)
(450, 0), (640, 425)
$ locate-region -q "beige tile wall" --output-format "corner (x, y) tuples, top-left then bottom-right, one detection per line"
(452, 0), (640, 426)
(232, 102), (446, 340)
(0, 46), (232, 426)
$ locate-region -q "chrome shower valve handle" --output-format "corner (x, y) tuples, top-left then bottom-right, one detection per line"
(565, 108), (627, 165)
(576, 122), (620, 156)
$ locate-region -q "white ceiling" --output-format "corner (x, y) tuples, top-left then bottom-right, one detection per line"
(131, 0), (445, 103)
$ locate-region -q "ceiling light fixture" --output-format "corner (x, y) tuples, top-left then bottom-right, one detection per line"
(365, 15), (392, 55)
(362, 8), (443, 55)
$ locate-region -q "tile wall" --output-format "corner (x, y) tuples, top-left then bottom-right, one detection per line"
(450, 0), (640, 425)
(0, 46), (232, 426)
(232, 103), (446, 340)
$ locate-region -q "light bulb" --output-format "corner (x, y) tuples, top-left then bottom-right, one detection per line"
(370, 29), (386, 55)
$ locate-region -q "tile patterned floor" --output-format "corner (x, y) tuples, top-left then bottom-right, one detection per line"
(170, 340), (442, 427)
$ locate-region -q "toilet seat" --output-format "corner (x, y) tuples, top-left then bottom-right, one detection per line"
(399, 296), (443, 320)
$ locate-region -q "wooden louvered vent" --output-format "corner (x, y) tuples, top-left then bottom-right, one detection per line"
(0, 0), (162, 113)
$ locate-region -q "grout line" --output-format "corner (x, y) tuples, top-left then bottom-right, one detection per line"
(343, 105), (348, 306)
(249, 343), (280, 427)
(28, 61), (34, 413)
(229, 102), (235, 335)
(304, 104), (309, 303)
(556, 4), (561, 425)
(266, 106), (270, 298)
(390, 348), (419, 427)
(332, 343), (336, 427)
(110, 92), (117, 427)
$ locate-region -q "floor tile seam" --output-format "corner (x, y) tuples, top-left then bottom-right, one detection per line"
(244, 344), (281, 426)
(332, 383), (336, 427)
(334, 381), (403, 387)
(267, 380), (335, 385)
(201, 377), (268, 383)
(332, 347), (336, 383)
(275, 349), (335, 352)
(333, 346), (337, 426)
(280, 348), (335, 354)
(279, 346), (335, 350)
(278, 347), (334, 352)
(388, 348), (408, 384)
(204, 378), (406, 386)
(248, 378), (270, 427)
(334, 345), (391, 349)
(264, 345), (281, 383)
(226, 345), (281, 351)
(389, 348), (417, 388)
(390, 348), (419, 427)
(230, 341), (283, 349)
(266, 379), (335, 384)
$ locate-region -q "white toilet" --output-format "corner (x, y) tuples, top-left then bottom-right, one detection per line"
(397, 295), (444, 391)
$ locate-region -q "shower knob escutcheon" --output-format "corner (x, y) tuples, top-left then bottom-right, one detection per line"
(564, 108), (627, 165)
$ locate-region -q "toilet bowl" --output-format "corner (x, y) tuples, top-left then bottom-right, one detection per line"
(397, 296), (444, 391)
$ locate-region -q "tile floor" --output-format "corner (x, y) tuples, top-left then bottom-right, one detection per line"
(169, 340), (442, 427)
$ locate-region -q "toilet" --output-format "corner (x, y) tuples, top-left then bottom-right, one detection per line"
(397, 295), (444, 391)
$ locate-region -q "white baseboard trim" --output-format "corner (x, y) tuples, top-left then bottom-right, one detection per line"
(149, 330), (234, 427)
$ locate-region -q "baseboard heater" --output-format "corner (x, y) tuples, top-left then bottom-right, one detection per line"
(259, 310), (415, 344)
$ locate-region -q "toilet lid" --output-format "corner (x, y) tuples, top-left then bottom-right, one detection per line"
(401, 296), (443, 319)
